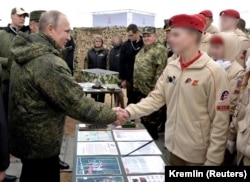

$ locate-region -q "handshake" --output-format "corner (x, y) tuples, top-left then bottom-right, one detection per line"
(112, 107), (130, 126)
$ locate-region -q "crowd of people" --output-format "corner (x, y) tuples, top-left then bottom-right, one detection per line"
(0, 6), (250, 182)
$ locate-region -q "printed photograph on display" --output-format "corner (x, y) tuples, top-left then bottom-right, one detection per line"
(76, 157), (122, 175)
(76, 176), (124, 182)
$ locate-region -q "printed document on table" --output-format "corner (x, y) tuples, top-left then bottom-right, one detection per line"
(122, 156), (165, 174)
(76, 157), (121, 175)
(77, 131), (113, 141)
(127, 175), (165, 182)
(113, 129), (152, 141)
(117, 142), (162, 155)
(77, 142), (118, 155)
(76, 176), (124, 182)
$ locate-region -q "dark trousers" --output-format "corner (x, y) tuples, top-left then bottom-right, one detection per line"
(126, 81), (137, 105)
(2, 81), (9, 118)
(91, 93), (105, 103)
(20, 155), (60, 182)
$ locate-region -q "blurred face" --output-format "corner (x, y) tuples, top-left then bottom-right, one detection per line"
(11, 14), (26, 28)
(165, 31), (171, 42)
(220, 16), (238, 31)
(169, 28), (198, 55)
(94, 38), (103, 48)
(209, 43), (225, 60)
(47, 15), (71, 48)
(205, 17), (212, 29)
(142, 33), (157, 46)
(127, 30), (139, 41)
(29, 21), (39, 33)
(112, 36), (122, 47)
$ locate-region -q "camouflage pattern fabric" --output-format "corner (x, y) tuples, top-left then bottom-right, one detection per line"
(133, 42), (168, 95)
(142, 26), (156, 34)
(82, 69), (119, 84)
(9, 32), (116, 159)
(0, 30), (15, 82)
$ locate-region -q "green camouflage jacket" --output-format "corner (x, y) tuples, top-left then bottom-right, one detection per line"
(9, 32), (116, 159)
(133, 42), (168, 95)
(0, 29), (15, 82)
(0, 25), (30, 82)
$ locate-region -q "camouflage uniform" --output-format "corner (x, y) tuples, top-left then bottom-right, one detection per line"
(133, 27), (168, 139)
(133, 30), (168, 95)
(9, 32), (116, 159)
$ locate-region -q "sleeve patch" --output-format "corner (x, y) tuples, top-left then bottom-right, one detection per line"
(219, 90), (229, 102)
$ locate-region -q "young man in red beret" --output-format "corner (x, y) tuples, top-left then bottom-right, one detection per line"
(220, 9), (250, 68)
(115, 14), (230, 166)
(195, 14), (212, 53)
(199, 10), (219, 34)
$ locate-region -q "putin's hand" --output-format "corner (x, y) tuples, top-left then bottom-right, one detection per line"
(112, 107), (130, 126)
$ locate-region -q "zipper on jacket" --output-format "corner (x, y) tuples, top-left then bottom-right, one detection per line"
(172, 69), (183, 151)
(95, 52), (98, 68)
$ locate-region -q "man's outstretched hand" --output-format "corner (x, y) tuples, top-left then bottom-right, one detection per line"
(112, 107), (130, 126)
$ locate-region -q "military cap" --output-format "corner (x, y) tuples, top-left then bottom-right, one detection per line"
(220, 9), (240, 19)
(30, 10), (46, 21)
(11, 7), (29, 17)
(169, 14), (205, 33)
(142, 26), (156, 34)
(199, 10), (213, 18)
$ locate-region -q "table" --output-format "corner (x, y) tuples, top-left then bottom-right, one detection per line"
(72, 124), (166, 182)
(79, 83), (122, 107)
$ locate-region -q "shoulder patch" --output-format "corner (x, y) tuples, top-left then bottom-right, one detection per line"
(219, 90), (229, 102)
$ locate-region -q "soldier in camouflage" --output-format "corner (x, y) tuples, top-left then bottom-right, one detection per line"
(134, 26), (168, 96)
(29, 10), (46, 33)
(133, 26), (168, 139)
(9, 11), (126, 182)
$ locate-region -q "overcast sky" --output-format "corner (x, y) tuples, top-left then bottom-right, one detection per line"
(1, 0), (250, 28)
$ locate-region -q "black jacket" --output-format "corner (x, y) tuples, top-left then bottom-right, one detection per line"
(85, 48), (109, 69)
(64, 36), (75, 75)
(0, 94), (9, 171)
(2, 24), (30, 36)
(119, 37), (144, 81)
(109, 45), (122, 72)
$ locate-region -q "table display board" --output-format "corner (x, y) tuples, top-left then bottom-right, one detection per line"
(72, 125), (166, 182)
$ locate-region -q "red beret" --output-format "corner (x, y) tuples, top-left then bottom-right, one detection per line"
(220, 9), (240, 19)
(169, 14), (205, 32)
(194, 14), (207, 25)
(199, 10), (213, 18)
(210, 35), (224, 45)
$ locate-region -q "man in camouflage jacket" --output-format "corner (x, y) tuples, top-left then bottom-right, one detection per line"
(133, 26), (168, 96)
(133, 26), (168, 139)
(9, 11), (124, 182)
